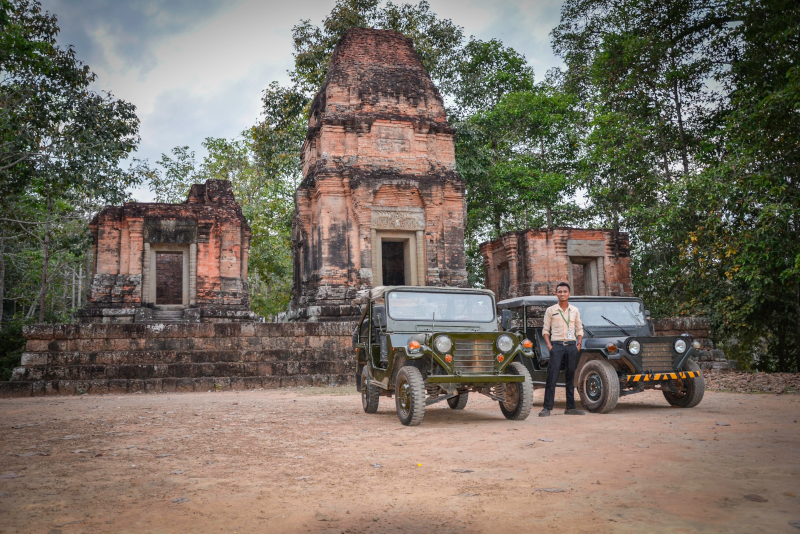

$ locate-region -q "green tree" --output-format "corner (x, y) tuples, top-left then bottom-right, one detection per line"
(1, 0), (140, 324)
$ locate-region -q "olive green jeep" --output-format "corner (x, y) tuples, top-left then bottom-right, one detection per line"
(354, 286), (535, 426)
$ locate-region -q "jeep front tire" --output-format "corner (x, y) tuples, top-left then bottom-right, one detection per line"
(499, 362), (533, 420)
(361, 366), (379, 414)
(578, 359), (620, 414)
(663, 359), (705, 408)
(447, 390), (469, 410)
(395, 366), (425, 426)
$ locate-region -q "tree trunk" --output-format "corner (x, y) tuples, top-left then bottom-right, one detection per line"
(546, 206), (553, 228)
(672, 80), (690, 175)
(0, 229), (4, 324)
(777, 319), (787, 372)
(38, 187), (52, 323)
(796, 281), (800, 373)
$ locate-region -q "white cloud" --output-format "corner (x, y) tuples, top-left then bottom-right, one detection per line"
(42, 0), (564, 202)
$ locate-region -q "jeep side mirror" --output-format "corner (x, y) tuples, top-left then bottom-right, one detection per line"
(500, 309), (512, 331)
(645, 309), (651, 320)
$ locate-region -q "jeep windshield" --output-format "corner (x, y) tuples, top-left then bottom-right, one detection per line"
(573, 301), (646, 326)
(386, 290), (495, 322)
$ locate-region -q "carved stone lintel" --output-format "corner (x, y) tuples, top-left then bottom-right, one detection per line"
(371, 207), (425, 231)
(567, 239), (605, 257)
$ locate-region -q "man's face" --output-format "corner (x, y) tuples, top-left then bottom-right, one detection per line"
(556, 286), (570, 302)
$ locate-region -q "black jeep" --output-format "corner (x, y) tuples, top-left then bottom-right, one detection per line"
(496, 295), (705, 413)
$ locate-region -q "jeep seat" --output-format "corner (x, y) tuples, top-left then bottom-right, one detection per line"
(372, 305), (387, 328)
(534, 329), (551, 367)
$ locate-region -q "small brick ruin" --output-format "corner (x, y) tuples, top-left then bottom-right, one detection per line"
(480, 228), (634, 301)
(78, 180), (259, 324)
(287, 28), (468, 322)
(2, 322), (354, 397)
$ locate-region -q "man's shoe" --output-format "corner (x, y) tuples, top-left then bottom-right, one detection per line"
(539, 409), (551, 417)
(564, 409), (585, 415)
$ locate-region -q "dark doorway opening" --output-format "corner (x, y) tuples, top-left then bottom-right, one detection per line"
(382, 241), (406, 286)
(156, 252), (183, 304)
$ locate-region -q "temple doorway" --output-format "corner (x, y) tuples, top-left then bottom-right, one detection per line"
(381, 241), (406, 285)
(156, 252), (183, 304)
(374, 231), (421, 286)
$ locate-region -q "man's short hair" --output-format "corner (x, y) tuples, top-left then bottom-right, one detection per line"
(556, 282), (571, 292)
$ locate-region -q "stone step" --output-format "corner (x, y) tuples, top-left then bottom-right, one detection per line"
(12, 361), (354, 381)
(0, 374), (356, 397)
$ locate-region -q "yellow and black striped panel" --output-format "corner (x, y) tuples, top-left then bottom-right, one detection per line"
(626, 371), (700, 383)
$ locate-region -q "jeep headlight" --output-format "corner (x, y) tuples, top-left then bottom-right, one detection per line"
(497, 334), (515, 354)
(628, 340), (641, 355)
(434, 335), (453, 354)
(674, 338), (687, 354)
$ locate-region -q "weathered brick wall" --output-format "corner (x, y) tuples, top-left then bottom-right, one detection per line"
(480, 228), (633, 300)
(290, 28), (468, 322)
(0, 322), (357, 398)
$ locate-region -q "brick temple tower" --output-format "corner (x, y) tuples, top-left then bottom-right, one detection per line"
(287, 28), (468, 321)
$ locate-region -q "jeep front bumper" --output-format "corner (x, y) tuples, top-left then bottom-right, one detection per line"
(623, 370), (701, 385)
(426, 375), (525, 384)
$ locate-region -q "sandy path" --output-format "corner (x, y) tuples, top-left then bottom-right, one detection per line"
(1, 387), (799, 533)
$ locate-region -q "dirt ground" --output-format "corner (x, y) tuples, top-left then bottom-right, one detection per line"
(1, 387), (799, 534)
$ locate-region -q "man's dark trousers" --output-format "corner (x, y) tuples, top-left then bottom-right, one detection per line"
(543, 343), (579, 411)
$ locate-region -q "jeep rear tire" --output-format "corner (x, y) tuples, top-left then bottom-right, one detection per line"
(361, 366), (379, 414)
(578, 359), (620, 414)
(447, 391), (469, 410)
(395, 366), (425, 426)
(499, 362), (533, 420)
(663, 359), (705, 408)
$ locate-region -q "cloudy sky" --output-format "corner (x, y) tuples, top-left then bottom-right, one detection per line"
(40, 0), (564, 201)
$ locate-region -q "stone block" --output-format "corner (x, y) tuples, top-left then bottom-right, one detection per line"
(280, 377), (297, 388)
(213, 377), (231, 391)
(162, 378), (179, 392)
(108, 380), (128, 394)
(177, 378), (195, 392)
(0, 381), (33, 397)
(20, 352), (47, 366)
(26, 340), (50, 353)
(128, 379), (144, 393)
(262, 376), (281, 389)
(144, 379), (163, 393)
(86, 380), (109, 395)
(23, 324), (55, 340)
(244, 377), (261, 389)
(296, 376), (314, 387)
(195, 378), (214, 391)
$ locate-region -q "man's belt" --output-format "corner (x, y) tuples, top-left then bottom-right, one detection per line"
(551, 340), (577, 346)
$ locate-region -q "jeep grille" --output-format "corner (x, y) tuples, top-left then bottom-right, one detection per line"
(453, 339), (496, 374)
(641, 342), (675, 372)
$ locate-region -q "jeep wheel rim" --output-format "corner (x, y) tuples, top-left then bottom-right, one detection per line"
(503, 383), (520, 410)
(585, 373), (603, 402)
(398, 378), (411, 417)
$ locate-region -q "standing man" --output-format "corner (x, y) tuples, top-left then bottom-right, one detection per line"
(540, 282), (586, 417)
